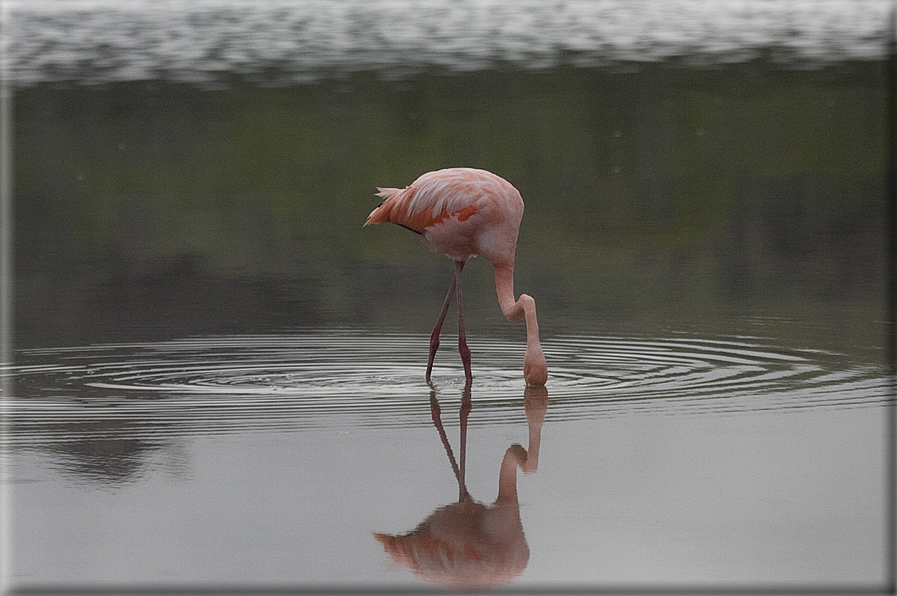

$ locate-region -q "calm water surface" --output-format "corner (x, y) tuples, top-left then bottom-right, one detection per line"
(4, 329), (891, 589)
(5, 0), (895, 591)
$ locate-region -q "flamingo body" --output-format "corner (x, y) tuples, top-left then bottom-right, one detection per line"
(365, 168), (547, 387)
(367, 168), (523, 266)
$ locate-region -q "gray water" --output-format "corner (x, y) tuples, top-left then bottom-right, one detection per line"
(4, 331), (891, 589)
(4, 0), (896, 592)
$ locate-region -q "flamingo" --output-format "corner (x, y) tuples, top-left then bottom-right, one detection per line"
(373, 384), (548, 589)
(364, 167), (547, 386)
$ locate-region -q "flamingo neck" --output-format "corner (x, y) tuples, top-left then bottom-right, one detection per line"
(522, 386), (548, 474)
(494, 264), (548, 386)
(493, 264), (518, 319)
(496, 445), (526, 503)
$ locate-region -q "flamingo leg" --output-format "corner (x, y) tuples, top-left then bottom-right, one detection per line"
(426, 271), (457, 383)
(429, 388), (463, 491)
(458, 381), (472, 501)
(454, 259), (473, 382)
(428, 384), (473, 502)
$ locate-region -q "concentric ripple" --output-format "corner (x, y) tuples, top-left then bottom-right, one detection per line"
(4, 330), (891, 444)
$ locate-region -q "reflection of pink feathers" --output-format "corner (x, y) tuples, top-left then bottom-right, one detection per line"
(373, 441), (538, 590)
(365, 167), (547, 386)
(373, 503), (529, 590)
(365, 168), (523, 266)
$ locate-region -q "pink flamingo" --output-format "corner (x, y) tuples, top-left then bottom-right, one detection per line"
(364, 167), (547, 386)
(374, 385), (547, 589)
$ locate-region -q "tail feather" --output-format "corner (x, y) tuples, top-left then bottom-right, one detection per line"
(364, 187), (407, 226)
(364, 205), (386, 226)
(375, 187), (402, 199)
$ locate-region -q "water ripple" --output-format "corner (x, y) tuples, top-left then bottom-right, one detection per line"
(4, 330), (890, 444)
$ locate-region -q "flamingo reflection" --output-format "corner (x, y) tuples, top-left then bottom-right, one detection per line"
(375, 383), (548, 590)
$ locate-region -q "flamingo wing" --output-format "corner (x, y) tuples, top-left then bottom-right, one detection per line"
(364, 169), (487, 234)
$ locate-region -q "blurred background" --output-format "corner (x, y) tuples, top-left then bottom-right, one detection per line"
(10, 0), (890, 355)
(6, 1), (893, 588)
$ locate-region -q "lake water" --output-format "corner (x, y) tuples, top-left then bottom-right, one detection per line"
(7, 0), (894, 86)
(4, 0), (896, 592)
(4, 332), (892, 589)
